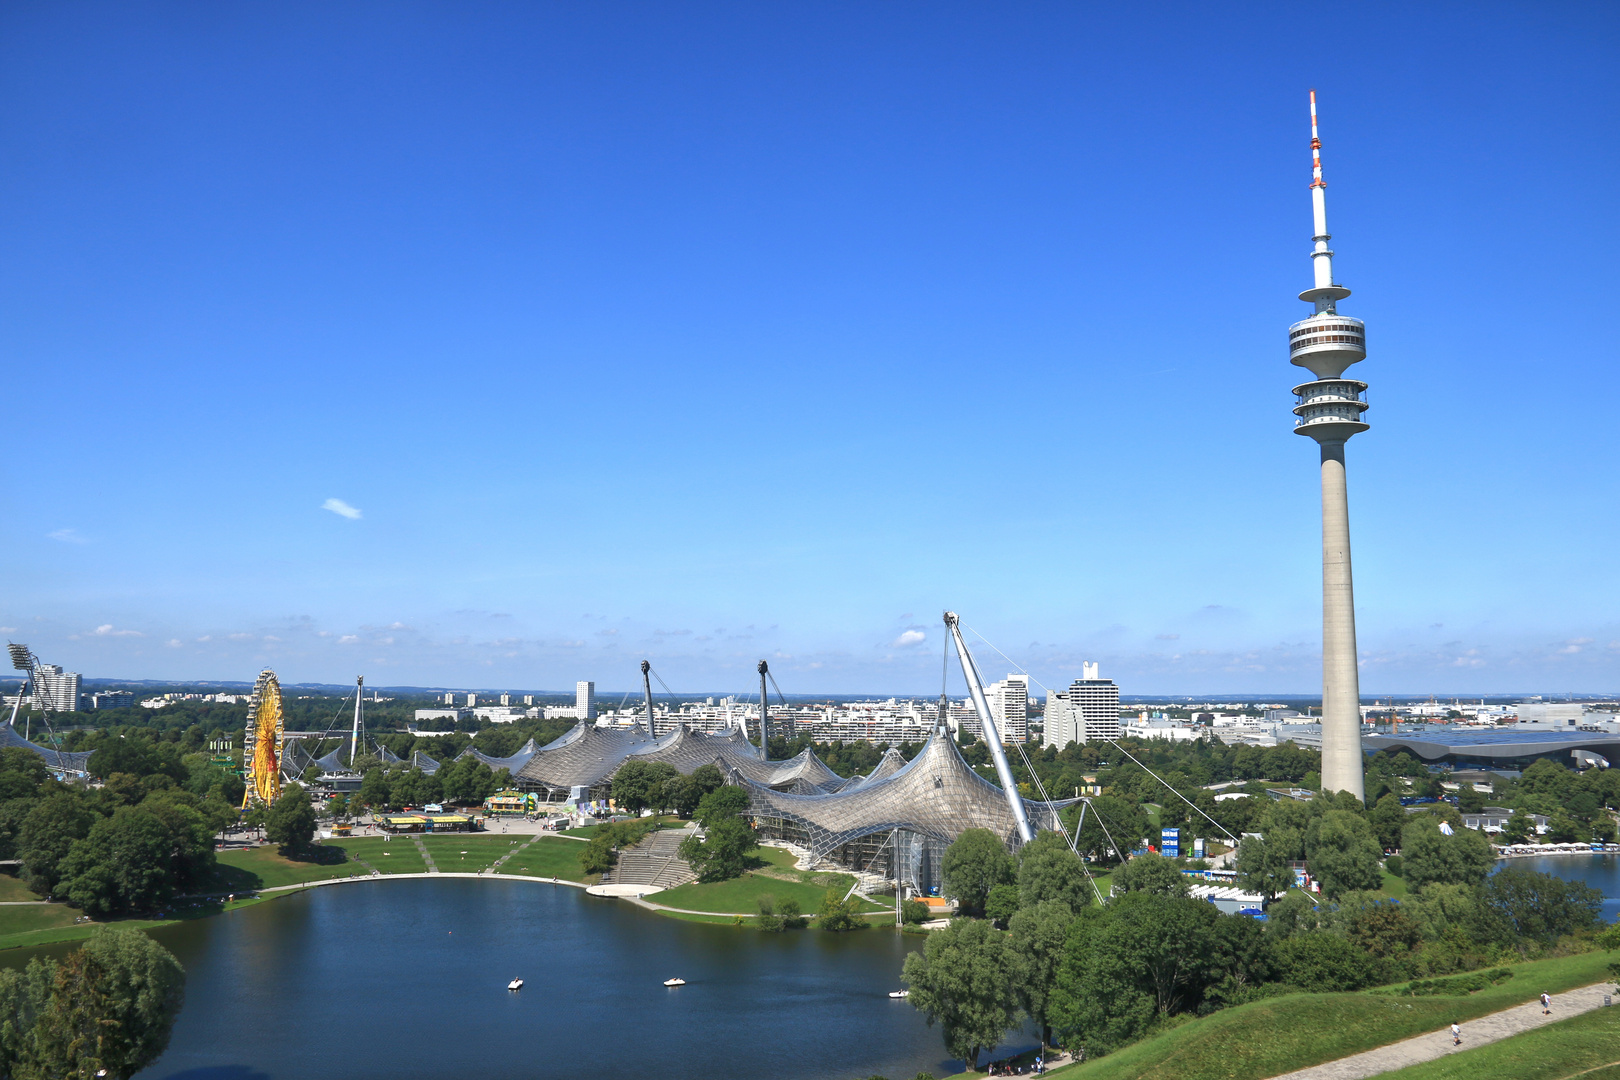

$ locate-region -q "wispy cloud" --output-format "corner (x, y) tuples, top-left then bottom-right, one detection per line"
(48, 528), (87, 544)
(93, 624), (142, 637)
(322, 498), (362, 520)
(890, 629), (926, 648)
(338, 635), (358, 644)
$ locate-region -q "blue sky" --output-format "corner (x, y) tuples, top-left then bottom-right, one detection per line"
(3, 2), (1616, 697)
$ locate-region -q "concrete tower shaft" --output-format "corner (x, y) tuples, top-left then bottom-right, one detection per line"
(1292, 91), (1366, 800)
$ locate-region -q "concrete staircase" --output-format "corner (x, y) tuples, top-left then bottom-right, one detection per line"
(601, 825), (698, 891)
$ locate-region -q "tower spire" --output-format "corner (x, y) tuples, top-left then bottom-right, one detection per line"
(1305, 89), (1342, 311)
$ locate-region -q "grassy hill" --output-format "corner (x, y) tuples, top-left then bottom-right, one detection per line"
(1379, 1003), (1620, 1080)
(940, 951), (1615, 1080)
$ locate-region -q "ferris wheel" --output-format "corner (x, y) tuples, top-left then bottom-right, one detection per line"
(243, 669), (285, 808)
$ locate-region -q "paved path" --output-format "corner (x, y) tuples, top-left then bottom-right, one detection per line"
(1267, 982), (1618, 1080)
(411, 835), (438, 873)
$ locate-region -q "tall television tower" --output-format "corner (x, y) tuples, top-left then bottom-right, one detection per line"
(1290, 91), (1367, 799)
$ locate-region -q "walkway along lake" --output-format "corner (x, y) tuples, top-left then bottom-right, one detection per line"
(119, 877), (1018, 1080)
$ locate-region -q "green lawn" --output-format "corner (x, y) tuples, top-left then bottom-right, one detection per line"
(1379, 1003), (1620, 1079)
(340, 838), (428, 875)
(647, 867), (888, 916)
(990, 951), (1619, 1080)
(0, 904), (84, 940)
(496, 836), (590, 881)
(0, 875), (43, 902)
(422, 835), (527, 872)
(211, 844), (362, 889)
(1381, 868), (1409, 897)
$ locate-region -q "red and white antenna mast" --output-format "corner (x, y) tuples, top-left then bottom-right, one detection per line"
(1307, 89), (1337, 301)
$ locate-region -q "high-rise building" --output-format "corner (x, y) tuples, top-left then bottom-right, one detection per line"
(464, 693), (478, 708)
(1288, 91), (1367, 800)
(576, 680), (596, 720)
(522, 695), (535, 706)
(983, 674), (1028, 742)
(1043, 690), (1078, 748)
(443, 692), (455, 705)
(31, 665), (81, 712)
(1041, 664), (1120, 746)
(1073, 663), (1121, 743)
(499, 693), (511, 706)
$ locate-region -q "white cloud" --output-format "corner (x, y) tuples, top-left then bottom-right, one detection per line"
(48, 528), (87, 544)
(228, 632), (254, 641)
(93, 624), (142, 637)
(322, 498), (362, 520)
(890, 629), (926, 648)
(166, 639), (183, 648)
(196, 635), (212, 643)
(338, 635), (358, 644)
(0, 627), (15, 634)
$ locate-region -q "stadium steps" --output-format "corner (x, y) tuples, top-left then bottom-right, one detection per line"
(601, 825), (698, 889)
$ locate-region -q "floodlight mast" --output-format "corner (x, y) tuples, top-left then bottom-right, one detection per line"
(943, 612), (1034, 845)
(639, 660), (656, 738)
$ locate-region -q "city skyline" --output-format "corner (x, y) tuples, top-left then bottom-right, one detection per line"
(5, 4), (1617, 695)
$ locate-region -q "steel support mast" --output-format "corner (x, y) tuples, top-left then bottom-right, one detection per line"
(350, 676), (364, 769)
(757, 660), (770, 760)
(944, 612), (1034, 844)
(639, 660), (656, 737)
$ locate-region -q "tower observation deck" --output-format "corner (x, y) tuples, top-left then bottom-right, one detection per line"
(1292, 91), (1366, 800)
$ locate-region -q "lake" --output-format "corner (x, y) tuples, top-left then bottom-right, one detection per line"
(1498, 853), (1620, 923)
(119, 878), (1021, 1080)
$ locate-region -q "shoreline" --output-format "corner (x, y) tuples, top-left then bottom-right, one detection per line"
(0, 868), (898, 953)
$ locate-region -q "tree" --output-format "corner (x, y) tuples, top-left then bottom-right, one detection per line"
(1050, 893), (1226, 1053)
(1347, 902), (1423, 960)
(264, 784), (316, 855)
(1235, 830), (1297, 902)
(578, 834), (617, 875)
(985, 883), (1021, 926)
(17, 793), (95, 897)
(358, 768), (391, 809)
(1017, 830), (1090, 913)
(1369, 793), (1407, 852)
(611, 760), (679, 815)
(56, 808), (184, 917)
(941, 828), (1015, 918)
(902, 898), (931, 925)
(10, 926), (186, 1080)
(1070, 796), (1150, 866)
(0, 749), (50, 801)
(692, 784), (749, 825)
(1400, 819), (1493, 891)
(816, 888), (866, 931)
(1305, 810), (1384, 899)
(1271, 931), (1386, 991)
(1545, 811), (1581, 844)
(678, 787), (758, 882)
(1007, 900), (1074, 1049)
(1503, 809), (1536, 845)
(1483, 867), (1603, 944)
(1111, 852), (1189, 897)
(902, 916), (1021, 1070)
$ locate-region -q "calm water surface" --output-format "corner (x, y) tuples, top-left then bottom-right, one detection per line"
(120, 878), (1020, 1080)
(1499, 853), (1620, 922)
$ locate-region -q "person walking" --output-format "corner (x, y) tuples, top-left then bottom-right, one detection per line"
(1540, 992), (1551, 1015)
(1450, 1022), (1461, 1046)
